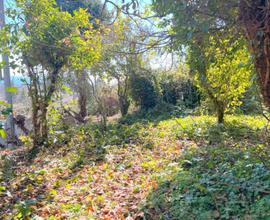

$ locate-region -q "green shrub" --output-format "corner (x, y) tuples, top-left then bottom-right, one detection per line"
(159, 73), (200, 109)
(129, 73), (158, 110)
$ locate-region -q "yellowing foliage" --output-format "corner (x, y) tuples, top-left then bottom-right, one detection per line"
(193, 39), (254, 112)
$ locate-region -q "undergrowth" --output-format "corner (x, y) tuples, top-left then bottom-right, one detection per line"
(142, 115), (270, 220)
(0, 115), (269, 219)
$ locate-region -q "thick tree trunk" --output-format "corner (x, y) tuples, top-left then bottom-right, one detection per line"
(239, 0), (270, 108)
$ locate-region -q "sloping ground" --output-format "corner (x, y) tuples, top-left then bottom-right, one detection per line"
(0, 117), (184, 219)
(0, 115), (268, 219)
(143, 116), (270, 219)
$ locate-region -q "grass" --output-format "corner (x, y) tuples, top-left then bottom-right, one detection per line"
(0, 115), (269, 219)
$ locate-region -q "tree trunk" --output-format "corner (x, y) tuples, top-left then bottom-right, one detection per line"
(117, 76), (130, 117)
(78, 90), (87, 121)
(77, 71), (89, 123)
(29, 67), (60, 149)
(239, 0), (270, 108)
(100, 111), (107, 132)
(217, 105), (224, 124)
(119, 96), (130, 116)
(32, 102), (49, 147)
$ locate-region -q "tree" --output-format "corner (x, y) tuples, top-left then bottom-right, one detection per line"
(188, 38), (253, 123)
(64, 69), (92, 123)
(129, 69), (158, 110)
(158, 68), (200, 109)
(4, 0), (101, 147)
(94, 52), (131, 116)
(87, 76), (118, 131)
(85, 17), (134, 117)
(239, 1), (270, 109)
(152, 0), (270, 109)
(55, 0), (110, 123)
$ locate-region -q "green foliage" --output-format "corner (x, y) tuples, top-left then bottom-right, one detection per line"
(144, 147), (270, 219)
(158, 70), (200, 108)
(238, 83), (262, 114)
(185, 37), (254, 123)
(152, 0), (253, 123)
(15, 0), (100, 70)
(0, 100), (12, 139)
(0, 154), (16, 182)
(5, 86), (18, 93)
(152, 0), (270, 109)
(0, 84), (17, 140)
(129, 72), (158, 110)
(1, 0), (102, 146)
(56, 0), (111, 25)
(119, 101), (181, 125)
(172, 115), (266, 144)
(47, 101), (66, 142)
(143, 116), (270, 220)
(152, 0), (238, 49)
(15, 200), (36, 219)
(191, 39), (253, 112)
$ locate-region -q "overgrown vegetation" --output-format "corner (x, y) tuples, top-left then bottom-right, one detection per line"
(143, 116), (270, 220)
(1, 115), (269, 219)
(0, 0), (270, 219)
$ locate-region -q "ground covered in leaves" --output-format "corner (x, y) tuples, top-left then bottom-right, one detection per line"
(0, 115), (269, 219)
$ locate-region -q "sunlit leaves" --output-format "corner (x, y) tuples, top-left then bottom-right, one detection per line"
(0, 100), (11, 139)
(5, 86), (18, 93)
(13, 0), (102, 72)
(0, 129), (7, 139)
(190, 38), (253, 114)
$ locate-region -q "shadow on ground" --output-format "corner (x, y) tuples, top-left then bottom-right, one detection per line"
(140, 117), (270, 220)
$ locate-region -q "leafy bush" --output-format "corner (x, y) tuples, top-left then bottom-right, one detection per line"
(129, 73), (158, 110)
(119, 101), (177, 125)
(159, 72), (200, 109)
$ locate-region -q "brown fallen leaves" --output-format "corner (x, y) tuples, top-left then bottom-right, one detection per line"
(0, 124), (183, 219)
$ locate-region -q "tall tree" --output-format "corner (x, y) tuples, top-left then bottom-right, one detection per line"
(152, 0), (270, 109)
(2, 0), (101, 148)
(239, 1), (270, 108)
(56, 0), (110, 122)
(91, 29), (134, 116)
(188, 38), (253, 123)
